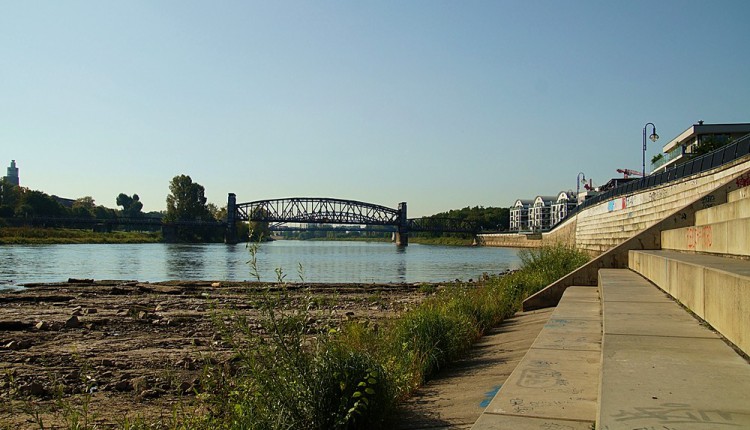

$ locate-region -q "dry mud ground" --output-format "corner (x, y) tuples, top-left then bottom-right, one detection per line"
(0, 279), (432, 428)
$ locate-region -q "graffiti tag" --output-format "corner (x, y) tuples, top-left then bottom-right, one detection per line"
(611, 402), (741, 426)
(736, 172), (750, 189)
(648, 189), (669, 202)
(686, 226), (713, 250)
(517, 360), (565, 389)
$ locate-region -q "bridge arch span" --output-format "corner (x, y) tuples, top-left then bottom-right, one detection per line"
(234, 197), (403, 226)
(226, 194), (479, 246)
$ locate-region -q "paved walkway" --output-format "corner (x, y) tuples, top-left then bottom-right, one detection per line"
(598, 269), (750, 429)
(394, 308), (553, 429)
(473, 286), (601, 429)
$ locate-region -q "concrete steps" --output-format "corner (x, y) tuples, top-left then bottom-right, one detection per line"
(474, 183), (750, 429)
(629, 249), (750, 356)
(662, 187), (750, 255)
(597, 268), (750, 429)
(728, 185), (750, 203)
(471, 286), (601, 429)
(661, 218), (750, 255)
(695, 192), (750, 225)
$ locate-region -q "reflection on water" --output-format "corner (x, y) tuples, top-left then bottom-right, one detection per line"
(166, 244), (207, 279)
(0, 241), (522, 286)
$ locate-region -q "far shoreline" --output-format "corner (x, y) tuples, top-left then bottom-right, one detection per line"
(1, 227), (476, 246)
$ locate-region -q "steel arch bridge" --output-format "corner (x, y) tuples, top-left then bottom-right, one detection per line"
(226, 194), (480, 245)
(234, 197), (403, 226)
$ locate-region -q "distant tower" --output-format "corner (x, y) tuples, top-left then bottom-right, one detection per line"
(5, 160), (19, 186)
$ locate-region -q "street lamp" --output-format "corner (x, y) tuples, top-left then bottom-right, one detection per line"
(643, 123), (659, 176)
(576, 172), (586, 197)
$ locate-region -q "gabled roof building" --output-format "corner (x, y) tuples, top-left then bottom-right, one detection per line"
(510, 199), (533, 231)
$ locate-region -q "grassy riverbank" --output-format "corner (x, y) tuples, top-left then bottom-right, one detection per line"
(0, 228), (473, 246)
(154, 244), (588, 429)
(304, 236), (475, 246)
(7, 244), (588, 429)
(0, 227), (162, 244)
(409, 236), (474, 246)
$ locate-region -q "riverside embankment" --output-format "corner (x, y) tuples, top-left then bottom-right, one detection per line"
(0, 280), (432, 428)
(479, 153), (750, 255)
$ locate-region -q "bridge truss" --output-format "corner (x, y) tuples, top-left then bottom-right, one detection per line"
(227, 196), (482, 245)
(234, 197), (402, 226)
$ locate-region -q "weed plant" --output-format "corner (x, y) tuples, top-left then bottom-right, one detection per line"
(195, 242), (588, 429)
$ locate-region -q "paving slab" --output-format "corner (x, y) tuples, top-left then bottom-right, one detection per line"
(598, 268), (750, 429)
(551, 299), (601, 319)
(533, 318), (601, 351)
(472, 413), (593, 430)
(473, 286), (601, 429)
(598, 269), (655, 300)
(483, 348), (600, 421)
(601, 301), (719, 338)
(599, 335), (750, 429)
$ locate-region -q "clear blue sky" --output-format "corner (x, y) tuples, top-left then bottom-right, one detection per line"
(2, 1), (749, 217)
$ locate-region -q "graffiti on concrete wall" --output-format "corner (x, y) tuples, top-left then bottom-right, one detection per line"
(686, 226), (713, 250)
(736, 172), (750, 189)
(701, 194), (716, 209)
(648, 189), (669, 202)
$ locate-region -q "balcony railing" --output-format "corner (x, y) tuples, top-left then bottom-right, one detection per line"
(651, 146), (686, 170)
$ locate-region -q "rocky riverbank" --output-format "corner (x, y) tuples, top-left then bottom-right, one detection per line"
(0, 279), (434, 428)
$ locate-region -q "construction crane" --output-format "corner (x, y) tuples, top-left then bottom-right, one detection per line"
(616, 168), (644, 179)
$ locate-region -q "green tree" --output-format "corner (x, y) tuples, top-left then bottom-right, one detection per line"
(206, 203), (226, 221)
(93, 206), (118, 219)
(0, 178), (21, 217)
(18, 190), (66, 217)
(164, 175), (212, 223)
(71, 196), (96, 218)
(116, 193), (144, 217)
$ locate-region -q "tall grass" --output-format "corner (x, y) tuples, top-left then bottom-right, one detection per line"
(192, 243), (589, 429)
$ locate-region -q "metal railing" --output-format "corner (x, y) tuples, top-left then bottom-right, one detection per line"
(557, 132), (750, 225)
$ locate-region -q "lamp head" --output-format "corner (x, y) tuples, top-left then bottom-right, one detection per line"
(649, 132), (659, 143)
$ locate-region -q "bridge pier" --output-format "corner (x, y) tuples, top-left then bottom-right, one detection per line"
(396, 202), (408, 247)
(162, 225), (178, 243)
(225, 193), (238, 244)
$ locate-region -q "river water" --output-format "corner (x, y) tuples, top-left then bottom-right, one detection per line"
(0, 241), (522, 287)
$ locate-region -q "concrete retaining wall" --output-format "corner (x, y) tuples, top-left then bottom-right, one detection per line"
(521, 156), (750, 311)
(476, 217), (577, 249)
(480, 156), (750, 256)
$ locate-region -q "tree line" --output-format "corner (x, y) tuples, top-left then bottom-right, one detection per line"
(0, 174), (244, 242)
(1, 174), (509, 242)
(0, 179), (156, 221)
(0, 174), (223, 222)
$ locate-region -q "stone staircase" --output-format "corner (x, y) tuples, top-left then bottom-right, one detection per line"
(473, 186), (750, 429)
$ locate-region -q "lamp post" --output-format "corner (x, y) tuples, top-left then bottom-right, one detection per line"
(643, 123), (659, 176)
(576, 172), (586, 197)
